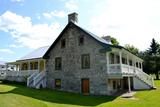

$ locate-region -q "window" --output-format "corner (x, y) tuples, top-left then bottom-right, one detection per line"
(61, 39), (66, 48)
(110, 53), (114, 64)
(136, 62), (139, 67)
(139, 62), (142, 68)
(78, 36), (84, 45)
(55, 79), (61, 89)
(81, 54), (90, 69)
(129, 60), (132, 66)
(122, 58), (126, 64)
(113, 81), (116, 89)
(55, 57), (62, 70)
(116, 55), (120, 64)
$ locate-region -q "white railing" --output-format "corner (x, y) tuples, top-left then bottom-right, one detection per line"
(33, 71), (46, 87)
(108, 64), (121, 74)
(0, 70), (37, 79)
(27, 71), (39, 86)
(134, 68), (153, 87)
(108, 64), (154, 87)
(108, 64), (134, 75)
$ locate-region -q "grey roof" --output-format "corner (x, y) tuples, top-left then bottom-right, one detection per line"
(18, 46), (50, 61)
(75, 23), (111, 45)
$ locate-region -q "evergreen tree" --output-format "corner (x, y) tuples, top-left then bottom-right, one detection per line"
(146, 38), (160, 79)
(148, 38), (160, 55)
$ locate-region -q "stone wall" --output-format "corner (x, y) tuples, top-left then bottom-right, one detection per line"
(46, 24), (109, 95)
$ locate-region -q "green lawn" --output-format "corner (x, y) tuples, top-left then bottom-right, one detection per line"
(0, 80), (160, 107)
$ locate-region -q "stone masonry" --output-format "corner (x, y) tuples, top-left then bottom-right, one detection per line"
(45, 22), (110, 95)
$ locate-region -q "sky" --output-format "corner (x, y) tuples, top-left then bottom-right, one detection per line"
(0, 0), (160, 62)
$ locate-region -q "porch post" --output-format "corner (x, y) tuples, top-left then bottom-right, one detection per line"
(38, 60), (40, 72)
(28, 61), (30, 71)
(119, 51), (122, 65)
(106, 52), (109, 74)
(44, 60), (46, 71)
(114, 53), (116, 64)
(119, 51), (122, 72)
(127, 55), (129, 65)
(141, 62), (143, 70)
(128, 76), (131, 92)
(127, 55), (130, 73)
(20, 63), (22, 71)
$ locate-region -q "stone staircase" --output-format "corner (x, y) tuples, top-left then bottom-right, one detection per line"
(27, 71), (46, 89)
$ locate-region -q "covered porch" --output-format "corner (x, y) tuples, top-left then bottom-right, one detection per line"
(106, 48), (145, 93)
(106, 48), (143, 76)
(8, 58), (46, 72)
(107, 76), (133, 94)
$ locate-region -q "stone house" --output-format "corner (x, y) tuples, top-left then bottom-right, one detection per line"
(43, 13), (155, 95)
(0, 13), (155, 95)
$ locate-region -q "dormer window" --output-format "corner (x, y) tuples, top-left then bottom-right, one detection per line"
(78, 36), (84, 46)
(61, 39), (66, 48)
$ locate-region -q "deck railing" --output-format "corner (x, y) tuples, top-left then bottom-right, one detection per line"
(108, 64), (154, 87)
(0, 70), (37, 77)
(108, 64), (135, 75)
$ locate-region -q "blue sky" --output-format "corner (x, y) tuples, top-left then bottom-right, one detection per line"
(0, 0), (160, 62)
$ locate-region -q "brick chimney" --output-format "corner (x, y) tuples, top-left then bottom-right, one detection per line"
(102, 36), (111, 44)
(68, 12), (78, 23)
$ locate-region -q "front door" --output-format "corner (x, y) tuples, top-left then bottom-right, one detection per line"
(81, 79), (89, 95)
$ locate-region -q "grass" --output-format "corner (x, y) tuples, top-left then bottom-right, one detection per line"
(0, 80), (159, 107)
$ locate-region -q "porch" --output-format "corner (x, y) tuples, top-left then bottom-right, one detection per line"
(106, 49), (154, 92)
(106, 49), (143, 77)
(0, 59), (46, 88)
(8, 59), (46, 72)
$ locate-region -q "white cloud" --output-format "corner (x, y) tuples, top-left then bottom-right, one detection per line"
(89, 0), (160, 51)
(0, 49), (14, 54)
(43, 10), (66, 19)
(9, 44), (23, 48)
(65, 0), (79, 11)
(11, 0), (24, 2)
(0, 11), (61, 49)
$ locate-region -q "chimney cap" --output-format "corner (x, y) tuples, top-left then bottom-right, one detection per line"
(68, 12), (78, 23)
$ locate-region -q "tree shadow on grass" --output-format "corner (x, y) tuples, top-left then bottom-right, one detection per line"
(0, 83), (117, 106)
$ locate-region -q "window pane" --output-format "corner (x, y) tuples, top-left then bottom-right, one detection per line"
(55, 79), (61, 89)
(61, 39), (66, 48)
(55, 57), (62, 70)
(79, 36), (84, 45)
(82, 54), (90, 69)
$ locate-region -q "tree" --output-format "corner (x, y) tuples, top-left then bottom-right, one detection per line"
(124, 44), (139, 55)
(111, 37), (119, 46)
(148, 38), (160, 55)
(145, 38), (160, 79)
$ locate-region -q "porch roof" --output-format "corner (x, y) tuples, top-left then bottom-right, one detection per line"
(17, 46), (49, 61)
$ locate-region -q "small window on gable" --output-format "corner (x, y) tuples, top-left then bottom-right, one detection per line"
(61, 39), (66, 48)
(79, 36), (84, 46)
(55, 79), (61, 89)
(81, 54), (90, 69)
(55, 57), (62, 70)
